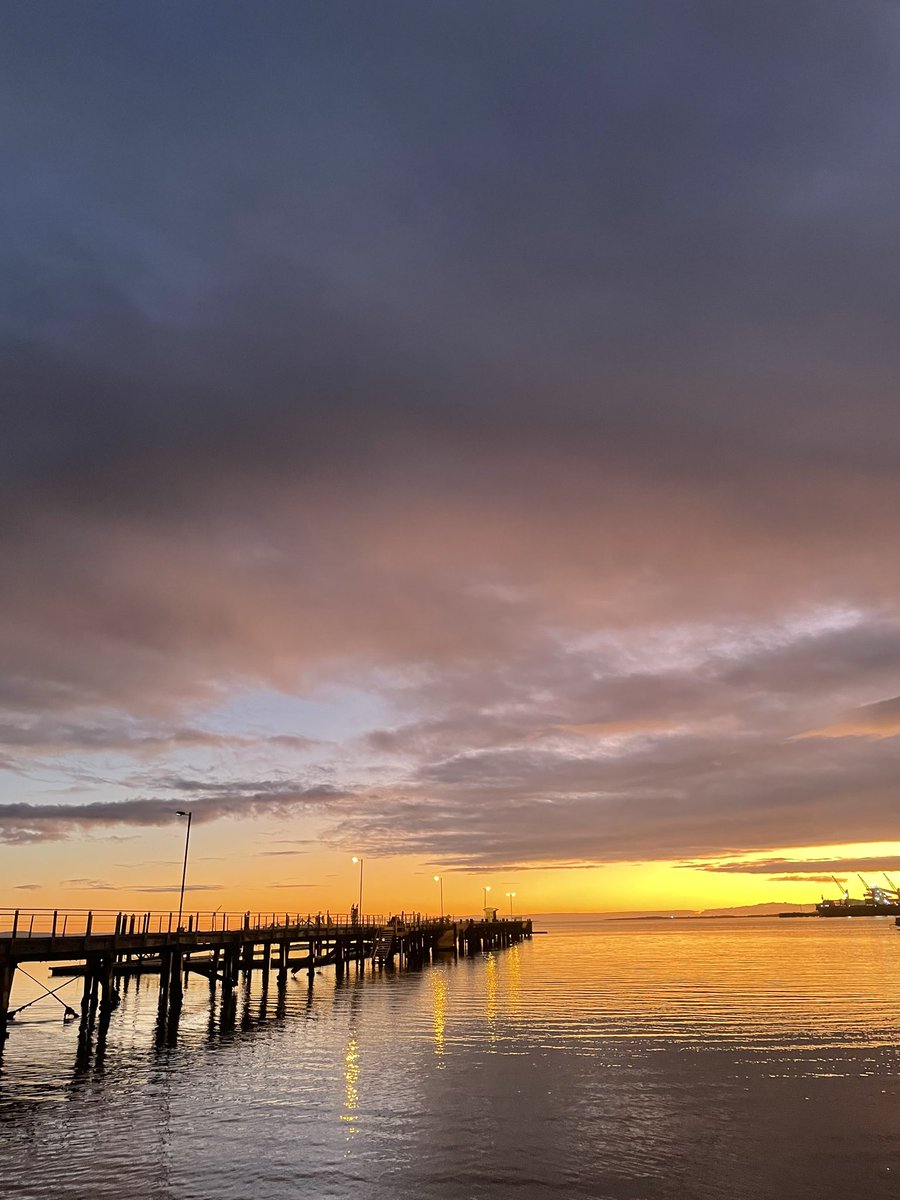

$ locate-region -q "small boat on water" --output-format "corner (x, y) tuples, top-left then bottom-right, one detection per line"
(816, 873), (900, 917)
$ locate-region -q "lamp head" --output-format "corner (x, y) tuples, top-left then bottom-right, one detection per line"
(352, 856), (360, 864)
(433, 875), (441, 882)
(176, 810), (189, 817)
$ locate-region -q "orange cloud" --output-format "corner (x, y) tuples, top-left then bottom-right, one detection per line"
(792, 696), (900, 740)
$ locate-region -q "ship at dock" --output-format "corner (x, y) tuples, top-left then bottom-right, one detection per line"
(815, 873), (900, 917)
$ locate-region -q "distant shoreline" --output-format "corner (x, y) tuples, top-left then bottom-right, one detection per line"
(531, 910), (818, 921)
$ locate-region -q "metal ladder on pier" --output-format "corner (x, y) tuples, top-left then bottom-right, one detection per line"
(372, 926), (395, 963)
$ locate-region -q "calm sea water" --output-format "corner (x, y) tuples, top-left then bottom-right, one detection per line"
(3, 916), (900, 1199)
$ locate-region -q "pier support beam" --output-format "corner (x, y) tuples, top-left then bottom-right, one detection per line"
(0, 958), (15, 1045)
(241, 939), (254, 976)
(98, 954), (119, 1012)
(80, 955), (101, 1026)
(169, 949), (184, 1009)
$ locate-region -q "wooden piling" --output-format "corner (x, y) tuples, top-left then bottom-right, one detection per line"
(240, 939), (254, 975)
(169, 949), (184, 1007)
(0, 958), (15, 1044)
(80, 956), (97, 1026)
(98, 955), (118, 1012)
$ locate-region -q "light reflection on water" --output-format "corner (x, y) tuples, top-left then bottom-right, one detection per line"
(3, 918), (900, 1199)
(341, 1031), (359, 1137)
(484, 952), (498, 1049)
(431, 969), (447, 1064)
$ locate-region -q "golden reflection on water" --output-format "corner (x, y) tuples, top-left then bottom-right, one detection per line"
(521, 919), (900, 1066)
(341, 1032), (360, 1138)
(431, 971), (447, 1064)
(484, 953), (497, 1048)
(505, 944), (521, 1015)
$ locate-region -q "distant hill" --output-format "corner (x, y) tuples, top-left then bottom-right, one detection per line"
(699, 901), (815, 917)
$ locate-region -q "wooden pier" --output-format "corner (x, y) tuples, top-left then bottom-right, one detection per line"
(0, 908), (532, 1057)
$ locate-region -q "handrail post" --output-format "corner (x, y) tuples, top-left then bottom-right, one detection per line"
(85, 911), (93, 937)
(51, 909), (58, 939)
(11, 909), (18, 940)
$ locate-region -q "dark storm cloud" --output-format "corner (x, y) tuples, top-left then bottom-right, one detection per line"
(8, 9), (900, 432)
(763, 875), (838, 885)
(60, 877), (222, 893)
(686, 857), (900, 876)
(129, 884), (222, 894)
(366, 616), (900, 761)
(4, 3), (900, 868)
(321, 617), (900, 867)
(0, 783), (350, 843)
(0, 721), (313, 756)
(6, 1), (900, 514)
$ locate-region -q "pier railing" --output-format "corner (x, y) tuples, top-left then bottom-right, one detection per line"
(0, 908), (397, 939)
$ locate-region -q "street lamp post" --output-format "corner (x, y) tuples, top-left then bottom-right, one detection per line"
(482, 884), (491, 913)
(505, 890), (516, 918)
(434, 874), (444, 920)
(352, 856), (364, 920)
(175, 810), (192, 930)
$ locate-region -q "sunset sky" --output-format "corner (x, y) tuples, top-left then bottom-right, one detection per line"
(4, 2), (900, 917)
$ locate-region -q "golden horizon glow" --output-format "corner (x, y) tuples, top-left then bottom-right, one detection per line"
(6, 836), (900, 917)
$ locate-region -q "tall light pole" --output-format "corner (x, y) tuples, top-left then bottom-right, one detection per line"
(482, 884), (491, 912)
(352, 856), (364, 919)
(175, 810), (192, 930)
(505, 890), (516, 918)
(434, 874), (444, 920)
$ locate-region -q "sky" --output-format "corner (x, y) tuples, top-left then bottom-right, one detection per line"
(4, 1), (900, 917)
